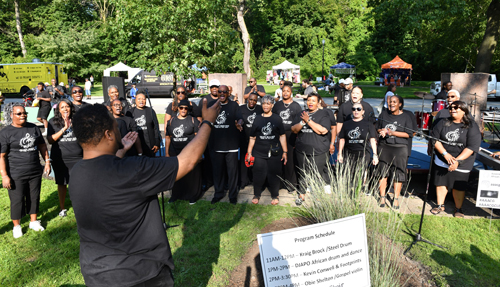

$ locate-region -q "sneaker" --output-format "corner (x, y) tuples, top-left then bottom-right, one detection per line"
(189, 201), (196, 205)
(29, 220), (45, 232)
(324, 185), (332, 194)
(306, 186), (311, 193)
(13, 225), (23, 239)
(58, 209), (67, 217)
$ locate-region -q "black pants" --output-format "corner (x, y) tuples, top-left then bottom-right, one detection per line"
(239, 140), (253, 187)
(295, 151), (329, 195)
(132, 266), (174, 287)
(281, 131), (298, 191)
(211, 151), (239, 200)
(202, 148), (214, 188)
(253, 156), (282, 199)
(8, 174), (42, 220)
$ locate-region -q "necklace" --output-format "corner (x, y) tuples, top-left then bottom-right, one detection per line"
(247, 104), (255, 111)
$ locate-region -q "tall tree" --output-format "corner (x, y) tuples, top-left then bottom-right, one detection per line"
(236, 0), (251, 79)
(14, 0), (26, 58)
(475, 0), (500, 73)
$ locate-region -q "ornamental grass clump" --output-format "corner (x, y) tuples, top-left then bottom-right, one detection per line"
(293, 155), (413, 287)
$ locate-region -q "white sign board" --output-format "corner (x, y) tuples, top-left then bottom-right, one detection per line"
(476, 170), (500, 209)
(258, 214), (370, 287)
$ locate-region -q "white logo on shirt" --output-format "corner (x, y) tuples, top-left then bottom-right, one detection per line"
(347, 127), (361, 139)
(280, 109), (290, 120)
(216, 111), (227, 125)
(173, 124), (184, 138)
(135, 115), (146, 127)
(262, 122), (272, 136)
(247, 112), (256, 126)
(20, 133), (36, 149)
(385, 122), (397, 131)
(445, 128), (460, 142)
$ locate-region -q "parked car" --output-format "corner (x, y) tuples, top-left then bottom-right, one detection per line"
(125, 70), (182, 98)
(487, 74), (500, 99)
(430, 81), (441, 96)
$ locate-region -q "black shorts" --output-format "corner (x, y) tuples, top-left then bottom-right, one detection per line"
(433, 165), (470, 191)
(37, 105), (51, 119)
(377, 143), (408, 182)
(52, 159), (78, 185)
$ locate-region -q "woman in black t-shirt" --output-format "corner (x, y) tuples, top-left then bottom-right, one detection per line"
(247, 95), (287, 205)
(47, 99), (83, 217)
(164, 86), (201, 133)
(338, 102), (378, 168)
(291, 94), (331, 205)
(273, 85), (302, 193)
(0, 103), (51, 238)
(126, 93), (161, 157)
(377, 95), (414, 209)
(111, 99), (143, 156)
(239, 93), (263, 187)
(165, 100), (202, 204)
(430, 101), (481, 218)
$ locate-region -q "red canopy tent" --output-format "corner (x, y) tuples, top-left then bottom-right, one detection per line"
(381, 56), (412, 86)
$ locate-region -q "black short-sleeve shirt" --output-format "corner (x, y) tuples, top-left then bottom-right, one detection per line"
(249, 114), (285, 158)
(47, 118), (83, 165)
(69, 155), (179, 287)
(240, 104), (264, 139)
(377, 109), (414, 145)
(165, 101), (201, 118)
(431, 108), (451, 129)
(73, 102), (91, 113)
(37, 90), (52, 109)
(202, 94), (218, 106)
(0, 123), (44, 178)
(166, 116), (199, 155)
(325, 108), (337, 126)
(337, 100), (374, 124)
(431, 119), (481, 171)
(272, 100), (302, 131)
(295, 109), (331, 155)
(208, 100), (243, 151)
(339, 119), (376, 152)
(244, 85), (266, 97)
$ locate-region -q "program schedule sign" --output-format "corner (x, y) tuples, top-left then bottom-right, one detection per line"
(476, 170), (500, 209)
(258, 214), (370, 287)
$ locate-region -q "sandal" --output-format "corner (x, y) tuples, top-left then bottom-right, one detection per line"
(271, 197), (279, 206)
(251, 196), (260, 205)
(379, 195), (386, 208)
(454, 208), (464, 218)
(431, 204), (445, 215)
(393, 197), (400, 210)
(295, 194), (305, 206)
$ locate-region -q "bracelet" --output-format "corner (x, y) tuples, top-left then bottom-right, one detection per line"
(283, 151), (288, 153)
(442, 151), (448, 156)
(201, 120), (214, 129)
(138, 153), (143, 156)
(373, 154), (378, 157)
(45, 159), (51, 162)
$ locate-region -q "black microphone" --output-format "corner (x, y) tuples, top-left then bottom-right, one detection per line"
(368, 111), (377, 122)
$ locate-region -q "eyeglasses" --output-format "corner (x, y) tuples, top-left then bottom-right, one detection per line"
(73, 90), (83, 94)
(177, 91), (186, 95)
(178, 106), (188, 110)
(14, 112), (28, 116)
(219, 90), (229, 94)
(449, 105), (460, 110)
(352, 107), (362, 112)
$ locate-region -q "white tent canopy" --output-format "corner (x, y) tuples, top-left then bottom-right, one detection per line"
(103, 62), (142, 82)
(272, 60), (300, 70)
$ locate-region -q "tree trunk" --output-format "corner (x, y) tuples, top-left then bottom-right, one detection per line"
(237, 0), (251, 79)
(475, 0), (500, 73)
(14, 0), (27, 58)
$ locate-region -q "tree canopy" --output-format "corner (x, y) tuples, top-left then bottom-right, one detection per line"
(0, 0), (498, 81)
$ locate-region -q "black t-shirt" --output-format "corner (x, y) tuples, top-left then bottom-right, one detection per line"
(127, 108), (160, 148)
(47, 118), (83, 164)
(37, 90), (51, 109)
(435, 90), (447, 100)
(73, 101), (91, 113)
(377, 109), (414, 145)
(325, 108), (337, 126)
(208, 100), (243, 151)
(0, 123), (44, 178)
(116, 115), (138, 139)
(337, 100), (374, 124)
(250, 114), (285, 158)
(295, 109), (331, 155)
(431, 120), (481, 171)
(202, 93), (218, 106)
(339, 119), (376, 152)
(166, 116), (199, 155)
(240, 104), (264, 139)
(403, 109), (418, 156)
(272, 100), (302, 131)
(244, 85), (266, 97)
(432, 108), (450, 129)
(165, 101), (201, 118)
(69, 155), (178, 287)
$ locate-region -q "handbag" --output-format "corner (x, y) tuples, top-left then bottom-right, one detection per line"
(32, 98), (40, 107)
(245, 153), (255, 167)
(269, 143), (280, 157)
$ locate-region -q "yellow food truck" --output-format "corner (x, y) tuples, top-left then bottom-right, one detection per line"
(0, 61), (68, 95)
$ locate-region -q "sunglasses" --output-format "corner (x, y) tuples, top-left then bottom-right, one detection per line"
(14, 112), (28, 116)
(178, 106), (188, 110)
(352, 107), (362, 112)
(447, 95), (456, 98)
(72, 90), (83, 94)
(177, 91), (186, 95)
(219, 90), (229, 94)
(248, 81), (254, 83)
(449, 105), (460, 110)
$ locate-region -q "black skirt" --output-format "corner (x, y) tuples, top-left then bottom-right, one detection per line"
(377, 143), (408, 182)
(432, 165), (470, 191)
(51, 158), (78, 185)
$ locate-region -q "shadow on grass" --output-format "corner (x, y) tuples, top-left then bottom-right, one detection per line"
(170, 202), (247, 286)
(431, 244), (500, 286)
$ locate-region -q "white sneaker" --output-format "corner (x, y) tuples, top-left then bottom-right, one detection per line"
(29, 220), (45, 232)
(13, 225), (23, 238)
(58, 209), (67, 217)
(41, 131), (47, 136)
(324, 185), (332, 194)
(306, 186), (311, 193)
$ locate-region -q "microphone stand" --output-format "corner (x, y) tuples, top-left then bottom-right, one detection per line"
(371, 113), (448, 254)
